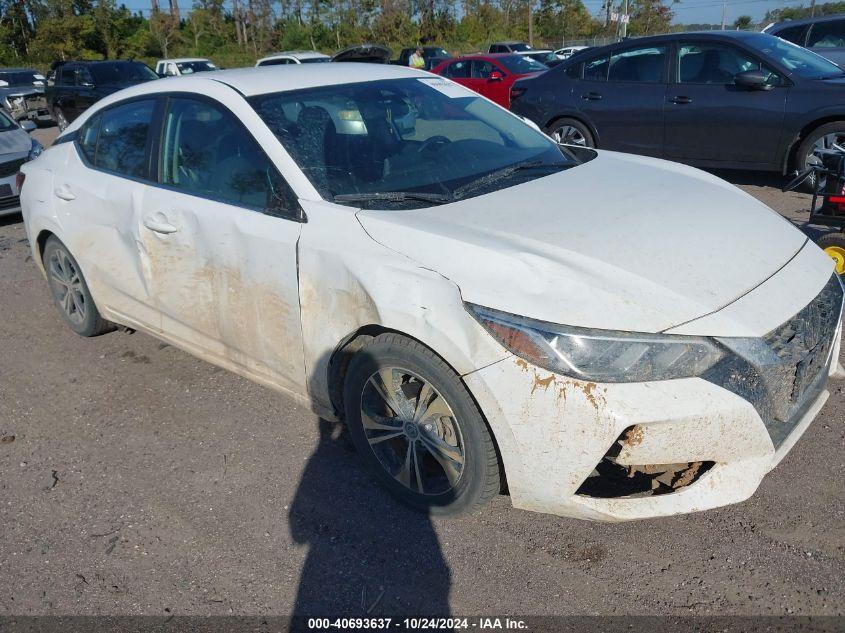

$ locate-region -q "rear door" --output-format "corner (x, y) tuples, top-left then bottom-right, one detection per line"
(575, 44), (668, 156)
(806, 19), (845, 67)
(663, 40), (788, 166)
(139, 93), (307, 394)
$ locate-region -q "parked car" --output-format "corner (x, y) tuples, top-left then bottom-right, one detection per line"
(488, 41), (532, 53)
(393, 46), (452, 70)
(764, 14), (845, 67)
(331, 44), (392, 64)
(21, 63), (842, 520)
(511, 31), (845, 190)
(432, 53), (548, 107)
(0, 68), (51, 125)
(0, 108), (42, 216)
(255, 51), (331, 66)
(520, 50), (564, 67)
(46, 60), (158, 131)
(555, 45), (589, 59)
(155, 58), (218, 76)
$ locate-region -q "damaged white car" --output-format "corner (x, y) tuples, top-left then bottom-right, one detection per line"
(20, 64), (843, 521)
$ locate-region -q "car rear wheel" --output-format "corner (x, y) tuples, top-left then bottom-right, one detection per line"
(42, 236), (114, 337)
(547, 117), (594, 148)
(54, 107), (68, 132)
(817, 232), (845, 275)
(795, 121), (845, 193)
(343, 333), (500, 516)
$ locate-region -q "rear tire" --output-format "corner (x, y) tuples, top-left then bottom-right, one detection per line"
(817, 232), (845, 275)
(343, 333), (500, 516)
(547, 117), (595, 148)
(795, 121), (845, 193)
(42, 236), (114, 337)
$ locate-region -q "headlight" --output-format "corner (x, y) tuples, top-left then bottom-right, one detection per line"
(28, 138), (43, 160)
(467, 303), (725, 383)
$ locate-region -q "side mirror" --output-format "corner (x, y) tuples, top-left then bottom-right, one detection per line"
(20, 120), (36, 132)
(734, 69), (774, 91)
(489, 71), (503, 81)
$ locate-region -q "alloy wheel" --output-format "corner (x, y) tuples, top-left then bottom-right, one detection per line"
(48, 247), (86, 325)
(56, 109), (67, 132)
(359, 367), (465, 496)
(552, 125), (587, 146)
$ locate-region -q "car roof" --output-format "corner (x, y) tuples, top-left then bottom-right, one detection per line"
(258, 50), (330, 60)
(116, 63), (429, 98)
(159, 58), (210, 63)
(768, 13), (845, 29)
(491, 41), (526, 45)
(64, 59), (145, 66)
(568, 30), (780, 53)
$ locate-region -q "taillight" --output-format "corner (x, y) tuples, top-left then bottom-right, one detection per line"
(15, 171), (25, 190)
(510, 87), (526, 100)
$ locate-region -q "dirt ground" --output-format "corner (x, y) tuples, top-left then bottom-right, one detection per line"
(0, 126), (843, 618)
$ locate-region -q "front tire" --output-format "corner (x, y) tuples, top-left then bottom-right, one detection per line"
(817, 232), (845, 275)
(547, 117), (594, 148)
(42, 236), (114, 337)
(343, 333), (500, 516)
(795, 121), (845, 193)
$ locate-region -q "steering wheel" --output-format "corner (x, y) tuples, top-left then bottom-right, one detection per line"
(417, 135), (451, 154)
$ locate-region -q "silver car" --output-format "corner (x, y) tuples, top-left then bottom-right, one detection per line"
(0, 68), (51, 124)
(0, 108), (42, 216)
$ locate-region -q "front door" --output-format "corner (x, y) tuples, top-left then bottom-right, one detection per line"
(663, 41), (788, 167)
(138, 95), (307, 394)
(575, 44), (668, 157)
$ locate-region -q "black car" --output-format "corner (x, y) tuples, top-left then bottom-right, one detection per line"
(764, 14), (845, 67)
(510, 31), (845, 189)
(394, 46), (452, 70)
(46, 60), (158, 131)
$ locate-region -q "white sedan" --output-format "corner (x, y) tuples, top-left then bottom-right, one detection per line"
(20, 64), (842, 521)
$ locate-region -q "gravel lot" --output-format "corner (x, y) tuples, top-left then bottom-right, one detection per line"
(0, 126), (843, 619)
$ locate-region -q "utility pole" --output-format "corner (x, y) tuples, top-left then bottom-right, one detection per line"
(528, 0), (534, 47)
(810, 0), (816, 16)
(720, 0), (727, 30)
(620, 0), (628, 37)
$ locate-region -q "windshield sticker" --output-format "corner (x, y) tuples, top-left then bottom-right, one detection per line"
(417, 77), (474, 98)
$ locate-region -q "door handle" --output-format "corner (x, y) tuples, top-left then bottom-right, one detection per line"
(54, 186), (76, 201)
(143, 215), (177, 234)
(581, 92), (603, 101)
(668, 96), (693, 104)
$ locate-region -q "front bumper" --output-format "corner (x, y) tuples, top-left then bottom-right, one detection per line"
(0, 171), (22, 217)
(464, 274), (843, 522)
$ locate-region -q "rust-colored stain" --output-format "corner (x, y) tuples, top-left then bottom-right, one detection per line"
(515, 358), (529, 372)
(531, 371), (556, 394)
(622, 425), (645, 447)
(673, 461), (702, 489)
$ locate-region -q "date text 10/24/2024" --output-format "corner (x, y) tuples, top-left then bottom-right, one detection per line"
(307, 618), (529, 630)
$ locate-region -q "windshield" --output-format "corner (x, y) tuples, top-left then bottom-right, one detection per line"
(0, 70), (44, 87)
(510, 43), (532, 52)
(0, 109), (16, 132)
(425, 48), (451, 58)
(176, 60), (217, 73)
(749, 34), (843, 78)
(301, 57), (331, 63)
(249, 77), (583, 209)
(498, 54), (548, 74)
(89, 62), (158, 84)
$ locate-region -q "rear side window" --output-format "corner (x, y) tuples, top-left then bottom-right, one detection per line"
(807, 20), (845, 49)
(159, 97), (296, 214)
(259, 58), (292, 66)
(444, 60), (470, 78)
(773, 24), (808, 45)
(77, 114), (101, 163)
(608, 46), (666, 82)
(583, 55), (608, 81)
(94, 100), (155, 178)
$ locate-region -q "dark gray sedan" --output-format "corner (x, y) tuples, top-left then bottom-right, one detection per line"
(510, 31), (845, 189)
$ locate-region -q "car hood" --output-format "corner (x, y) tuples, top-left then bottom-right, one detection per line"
(357, 151), (808, 333)
(0, 128), (32, 155)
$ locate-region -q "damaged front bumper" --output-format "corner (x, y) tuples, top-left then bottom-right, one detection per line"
(464, 274), (843, 522)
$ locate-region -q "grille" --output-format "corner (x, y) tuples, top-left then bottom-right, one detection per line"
(0, 195), (20, 211)
(703, 273), (844, 448)
(0, 157), (26, 178)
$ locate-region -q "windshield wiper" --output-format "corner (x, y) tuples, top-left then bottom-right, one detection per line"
(333, 191), (452, 205)
(451, 159), (565, 200)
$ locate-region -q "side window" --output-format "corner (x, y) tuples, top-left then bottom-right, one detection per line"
(490, 45), (501, 54)
(807, 20), (845, 49)
(472, 60), (496, 78)
(583, 55), (608, 81)
(677, 43), (777, 84)
(608, 46), (666, 82)
(159, 97), (296, 215)
(58, 68), (77, 86)
(564, 63), (582, 79)
(95, 100), (155, 178)
(78, 67), (94, 86)
(444, 60), (470, 78)
(77, 113), (101, 163)
(774, 24), (808, 45)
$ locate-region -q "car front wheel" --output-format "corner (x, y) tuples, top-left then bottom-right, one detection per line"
(796, 121), (845, 193)
(547, 117), (594, 148)
(343, 333), (500, 516)
(42, 236), (114, 337)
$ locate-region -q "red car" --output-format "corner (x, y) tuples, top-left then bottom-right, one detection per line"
(431, 53), (548, 108)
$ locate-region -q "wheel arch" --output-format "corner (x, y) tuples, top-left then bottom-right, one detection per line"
(783, 115), (845, 174)
(34, 229), (56, 276)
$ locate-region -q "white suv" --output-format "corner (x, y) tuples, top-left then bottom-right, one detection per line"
(255, 51), (331, 67)
(156, 58), (218, 77)
(20, 64), (842, 521)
